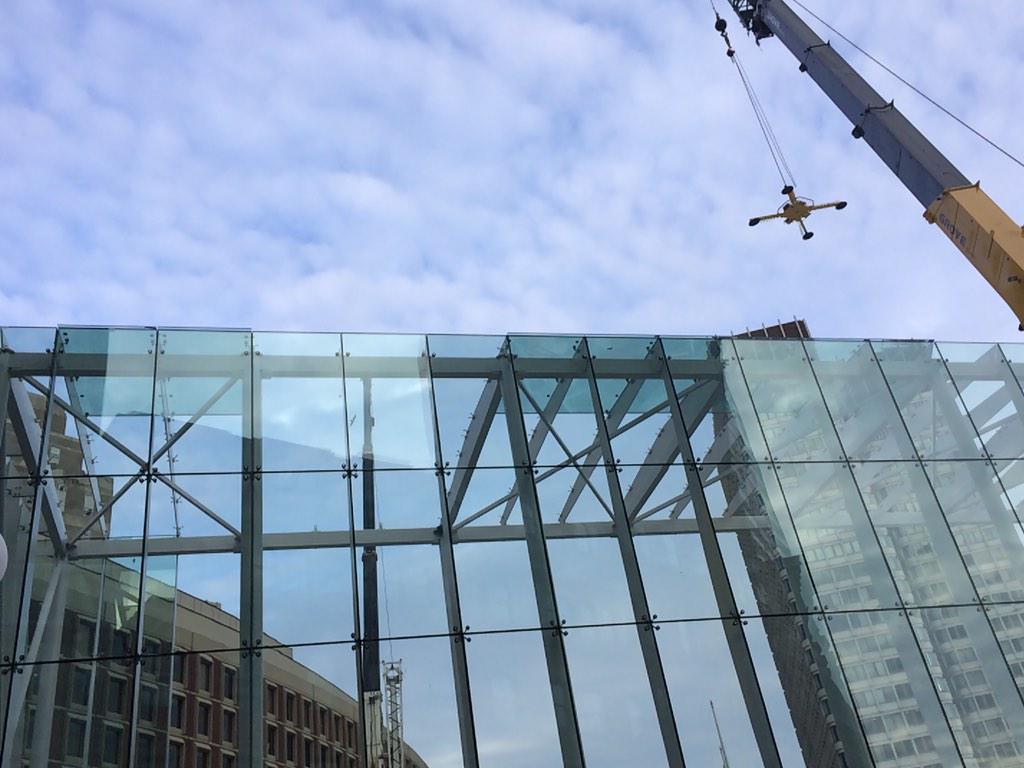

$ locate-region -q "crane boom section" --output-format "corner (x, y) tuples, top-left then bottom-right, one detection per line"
(731, 0), (1024, 324)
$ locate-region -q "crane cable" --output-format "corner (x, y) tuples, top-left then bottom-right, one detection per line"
(710, 0), (797, 188)
(789, 0), (1024, 172)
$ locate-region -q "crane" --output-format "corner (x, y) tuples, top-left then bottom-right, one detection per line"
(721, 0), (1024, 327)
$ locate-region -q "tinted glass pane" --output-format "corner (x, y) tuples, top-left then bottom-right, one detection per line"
(940, 342), (1024, 461)
(807, 339), (917, 461)
(874, 340), (984, 460)
(733, 339), (844, 462)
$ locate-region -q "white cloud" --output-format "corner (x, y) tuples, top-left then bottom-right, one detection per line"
(0, 0), (1021, 343)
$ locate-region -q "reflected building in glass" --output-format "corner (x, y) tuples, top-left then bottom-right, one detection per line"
(5, 327), (1024, 768)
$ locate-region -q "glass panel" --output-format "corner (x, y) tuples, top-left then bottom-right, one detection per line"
(454, 539), (538, 632)
(465, 629), (563, 767)
(262, 470), (348, 534)
(807, 339), (917, 461)
(352, 467), (444, 531)
(362, 636), (463, 768)
(908, 605), (1024, 766)
(852, 461), (979, 607)
(662, 337), (770, 464)
(657, 619), (761, 765)
(444, 465), (522, 528)
(259, 641), (359, 768)
(426, 334), (505, 360)
(940, 342), (1024, 461)
(533, 462), (612, 525)
(161, 551), (242, 655)
(1, 326), (57, 353)
(754, 614), (874, 766)
(546, 537), (634, 625)
(563, 624), (669, 767)
(634, 533), (719, 621)
(254, 332), (346, 472)
(2, 656), (139, 767)
(704, 462), (820, 616)
(263, 548), (353, 648)
(873, 340), (984, 460)
(155, 330), (251, 475)
(777, 462), (900, 612)
(49, 328), (156, 480)
(357, 543), (447, 640)
(733, 339), (845, 462)
(148, 471), (243, 539)
(428, 334), (511, 472)
(827, 608), (961, 766)
(343, 334), (436, 471)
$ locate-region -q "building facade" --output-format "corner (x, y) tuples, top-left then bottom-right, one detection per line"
(4, 327), (1024, 767)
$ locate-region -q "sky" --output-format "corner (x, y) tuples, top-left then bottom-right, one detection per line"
(1, 0), (1023, 342)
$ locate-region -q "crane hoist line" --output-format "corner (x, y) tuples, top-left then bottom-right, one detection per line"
(721, 0), (1024, 328)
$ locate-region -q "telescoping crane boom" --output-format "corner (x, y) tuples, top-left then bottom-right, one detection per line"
(724, 0), (1024, 327)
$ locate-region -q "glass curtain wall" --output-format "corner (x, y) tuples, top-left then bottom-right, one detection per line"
(5, 328), (1024, 767)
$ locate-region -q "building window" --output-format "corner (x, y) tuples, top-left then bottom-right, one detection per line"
(102, 725), (122, 766)
(223, 667), (236, 700)
(267, 725), (278, 757)
(114, 629), (133, 662)
(222, 754), (235, 768)
(196, 747), (210, 768)
(198, 702), (211, 737)
(74, 618), (96, 657)
(320, 744), (328, 767)
(71, 667), (92, 707)
(334, 715), (341, 743)
(224, 709), (236, 743)
(346, 720), (355, 749)
(172, 651), (186, 684)
(139, 684), (157, 722)
(286, 691), (295, 722)
(320, 708), (327, 736)
(199, 657), (213, 692)
(66, 717), (87, 758)
(171, 694), (185, 729)
(304, 738), (313, 767)
(303, 700), (312, 729)
(267, 684), (278, 716)
(168, 741), (183, 768)
(286, 732), (296, 763)
(136, 732), (154, 768)
(107, 676), (127, 714)
(335, 751), (343, 768)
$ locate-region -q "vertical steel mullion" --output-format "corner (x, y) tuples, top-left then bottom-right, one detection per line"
(655, 337), (783, 768)
(338, 335), (366, 768)
(800, 338), (966, 764)
(581, 338), (686, 768)
(127, 330), (161, 768)
(424, 337), (480, 768)
(240, 333), (263, 768)
(0, 330), (59, 764)
(499, 340), (585, 767)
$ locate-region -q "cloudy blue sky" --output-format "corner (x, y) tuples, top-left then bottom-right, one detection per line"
(1, 0), (1022, 341)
